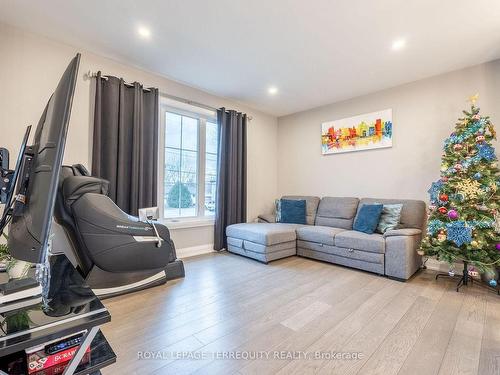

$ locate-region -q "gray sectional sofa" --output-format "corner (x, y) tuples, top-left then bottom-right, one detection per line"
(226, 196), (426, 280)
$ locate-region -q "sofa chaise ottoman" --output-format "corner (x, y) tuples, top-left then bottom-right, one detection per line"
(226, 196), (426, 280)
(226, 223), (302, 263)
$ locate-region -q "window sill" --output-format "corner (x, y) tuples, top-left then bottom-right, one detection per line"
(161, 218), (215, 229)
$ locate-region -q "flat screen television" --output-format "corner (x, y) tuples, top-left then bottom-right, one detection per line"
(2, 54), (80, 264)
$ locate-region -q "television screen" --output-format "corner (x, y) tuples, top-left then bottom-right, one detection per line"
(8, 54), (80, 263)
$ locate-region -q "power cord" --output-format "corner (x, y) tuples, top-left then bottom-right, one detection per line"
(147, 219), (163, 248)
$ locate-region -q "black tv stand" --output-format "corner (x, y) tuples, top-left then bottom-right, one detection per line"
(0, 255), (116, 374)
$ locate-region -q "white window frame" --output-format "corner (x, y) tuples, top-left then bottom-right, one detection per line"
(158, 102), (217, 226)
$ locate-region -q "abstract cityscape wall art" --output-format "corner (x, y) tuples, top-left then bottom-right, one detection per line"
(321, 109), (393, 155)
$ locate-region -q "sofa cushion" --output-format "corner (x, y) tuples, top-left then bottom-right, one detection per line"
(315, 197), (359, 229)
(226, 223), (301, 246)
(242, 240), (296, 254)
(296, 225), (346, 246)
(376, 203), (403, 234)
(358, 198), (426, 230)
(282, 195), (320, 225)
(280, 199), (307, 224)
(334, 230), (385, 253)
(352, 204), (383, 234)
(227, 237), (243, 248)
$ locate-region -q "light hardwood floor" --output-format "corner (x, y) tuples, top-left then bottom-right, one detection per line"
(100, 252), (500, 375)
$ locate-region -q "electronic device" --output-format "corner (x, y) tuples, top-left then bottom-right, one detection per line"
(138, 206), (160, 221)
(45, 333), (84, 355)
(26, 330), (89, 374)
(0, 55), (80, 309)
(0, 54), (80, 264)
(0, 53), (184, 300)
(0, 148), (9, 203)
(0, 127), (31, 225)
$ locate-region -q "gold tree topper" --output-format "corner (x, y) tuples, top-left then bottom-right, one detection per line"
(468, 94), (479, 105)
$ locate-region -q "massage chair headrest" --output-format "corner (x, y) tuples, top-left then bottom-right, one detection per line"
(62, 176), (110, 210)
(61, 164), (90, 179)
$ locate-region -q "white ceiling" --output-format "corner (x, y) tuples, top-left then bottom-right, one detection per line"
(1, 0), (500, 116)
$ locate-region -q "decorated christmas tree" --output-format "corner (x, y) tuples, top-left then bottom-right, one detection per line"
(420, 95), (500, 285)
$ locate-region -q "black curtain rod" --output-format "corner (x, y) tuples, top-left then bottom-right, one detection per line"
(87, 71), (151, 92)
(86, 71), (253, 120)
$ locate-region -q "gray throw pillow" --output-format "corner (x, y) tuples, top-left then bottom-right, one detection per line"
(376, 203), (403, 233)
(275, 199), (282, 222)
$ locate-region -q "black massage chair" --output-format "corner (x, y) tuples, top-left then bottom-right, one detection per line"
(53, 164), (184, 297)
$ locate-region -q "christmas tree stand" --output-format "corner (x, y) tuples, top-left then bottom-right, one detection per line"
(435, 261), (500, 294)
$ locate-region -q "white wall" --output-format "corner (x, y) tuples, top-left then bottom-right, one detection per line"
(277, 60), (500, 203)
(0, 23), (278, 252)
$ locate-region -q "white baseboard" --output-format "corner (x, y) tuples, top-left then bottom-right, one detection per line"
(177, 244), (215, 258)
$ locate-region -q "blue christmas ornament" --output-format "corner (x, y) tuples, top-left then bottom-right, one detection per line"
(450, 193), (464, 202)
(473, 172), (482, 180)
(471, 155), (481, 165)
(490, 280), (498, 288)
(477, 144), (496, 161)
(427, 220), (443, 235)
(428, 180), (443, 203)
(444, 120), (485, 147)
(446, 221), (472, 247)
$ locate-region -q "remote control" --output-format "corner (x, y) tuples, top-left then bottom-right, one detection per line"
(45, 334), (84, 355)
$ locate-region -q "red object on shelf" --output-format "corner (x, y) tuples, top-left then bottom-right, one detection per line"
(31, 352), (91, 375)
(27, 345), (90, 374)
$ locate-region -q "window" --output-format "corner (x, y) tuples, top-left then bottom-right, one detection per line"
(159, 105), (218, 221)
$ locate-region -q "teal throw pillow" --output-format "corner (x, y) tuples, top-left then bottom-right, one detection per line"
(353, 204), (384, 234)
(280, 199), (307, 225)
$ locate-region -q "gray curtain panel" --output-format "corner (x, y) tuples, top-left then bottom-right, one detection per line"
(214, 108), (247, 250)
(92, 72), (159, 216)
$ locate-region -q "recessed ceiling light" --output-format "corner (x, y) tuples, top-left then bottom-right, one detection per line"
(137, 26), (151, 39)
(392, 39), (406, 51)
(268, 86), (278, 95)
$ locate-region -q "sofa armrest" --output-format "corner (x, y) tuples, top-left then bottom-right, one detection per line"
(384, 228), (422, 238)
(258, 213), (276, 223)
(384, 229), (423, 280)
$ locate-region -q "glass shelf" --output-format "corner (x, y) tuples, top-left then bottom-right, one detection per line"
(0, 329), (116, 374)
(0, 256), (111, 357)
